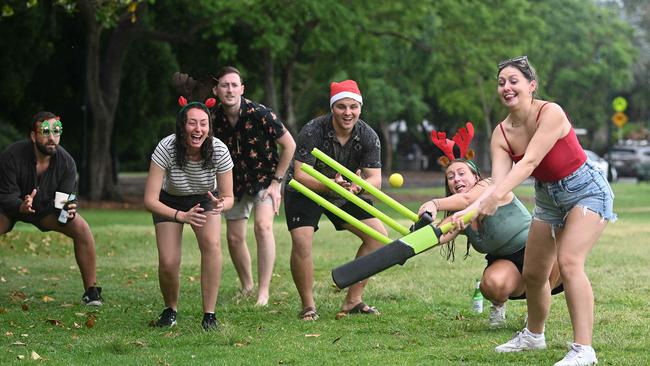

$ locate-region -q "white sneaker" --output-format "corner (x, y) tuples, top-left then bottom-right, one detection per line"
(495, 328), (547, 353)
(489, 303), (506, 328)
(553, 343), (598, 366)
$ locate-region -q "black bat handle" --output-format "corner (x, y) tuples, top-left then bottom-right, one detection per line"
(331, 241), (416, 289)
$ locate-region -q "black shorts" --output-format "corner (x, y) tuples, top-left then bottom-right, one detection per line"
(152, 190), (216, 224)
(0, 206), (56, 232)
(284, 188), (375, 231)
(485, 247), (564, 300)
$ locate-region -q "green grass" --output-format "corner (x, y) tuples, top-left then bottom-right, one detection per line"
(1, 182), (650, 365)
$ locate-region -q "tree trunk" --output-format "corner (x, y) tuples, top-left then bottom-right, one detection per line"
(281, 63), (297, 135)
(378, 120), (393, 173)
(261, 47), (279, 112)
(78, 2), (143, 200)
(477, 77), (495, 174)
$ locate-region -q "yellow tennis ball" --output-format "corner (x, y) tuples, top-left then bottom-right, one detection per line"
(389, 173), (404, 188)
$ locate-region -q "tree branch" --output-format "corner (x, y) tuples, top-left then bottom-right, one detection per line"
(366, 30), (433, 53)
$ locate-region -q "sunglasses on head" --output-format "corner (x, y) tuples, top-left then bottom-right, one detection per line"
(498, 55), (529, 69)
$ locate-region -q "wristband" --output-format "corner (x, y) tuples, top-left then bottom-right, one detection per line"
(174, 210), (179, 222)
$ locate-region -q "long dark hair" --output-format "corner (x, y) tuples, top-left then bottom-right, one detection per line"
(174, 104), (214, 170)
(440, 159), (487, 261)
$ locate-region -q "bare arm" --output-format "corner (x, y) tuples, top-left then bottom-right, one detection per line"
(210, 169), (234, 213)
(264, 130), (296, 213)
(143, 161), (175, 219)
(417, 179), (491, 217)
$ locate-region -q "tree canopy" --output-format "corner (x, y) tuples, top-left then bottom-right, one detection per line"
(0, 0), (642, 199)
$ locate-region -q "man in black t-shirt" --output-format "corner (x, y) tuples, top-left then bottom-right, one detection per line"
(285, 80), (386, 321)
(0, 111), (103, 306)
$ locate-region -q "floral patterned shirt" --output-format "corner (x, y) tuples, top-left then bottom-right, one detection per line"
(287, 113), (381, 207)
(212, 97), (287, 200)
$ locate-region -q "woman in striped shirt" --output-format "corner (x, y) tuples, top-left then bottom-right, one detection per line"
(144, 97), (234, 331)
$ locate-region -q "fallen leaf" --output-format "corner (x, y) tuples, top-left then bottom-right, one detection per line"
(133, 341), (146, 347)
(332, 336), (342, 344)
(6, 331), (13, 336)
(21, 303), (29, 311)
(20, 334), (29, 337)
(60, 303), (74, 308)
(10, 291), (27, 301)
(31, 351), (41, 360)
(46, 319), (63, 326)
(0, 307), (7, 314)
(304, 334), (321, 338)
(1, 276), (5, 282)
(455, 314), (465, 320)
(234, 342), (245, 347)
(71, 334), (79, 340)
(85, 318), (96, 328)
(74, 312), (86, 317)
(164, 331), (174, 338)
(17, 355), (25, 360)
(73, 322), (81, 329)
(11, 341), (26, 346)
(42, 295), (55, 302)
(188, 276), (196, 282)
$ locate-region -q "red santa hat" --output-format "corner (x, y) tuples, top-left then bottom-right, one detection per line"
(329, 79), (363, 107)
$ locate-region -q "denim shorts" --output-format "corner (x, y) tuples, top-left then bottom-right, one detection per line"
(533, 161), (616, 228)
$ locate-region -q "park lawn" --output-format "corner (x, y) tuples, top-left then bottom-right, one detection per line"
(1, 182), (650, 365)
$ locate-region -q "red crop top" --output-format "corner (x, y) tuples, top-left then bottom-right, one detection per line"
(499, 103), (586, 182)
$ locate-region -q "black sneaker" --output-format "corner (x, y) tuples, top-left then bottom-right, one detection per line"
(81, 286), (103, 306)
(155, 307), (177, 327)
(201, 312), (218, 331)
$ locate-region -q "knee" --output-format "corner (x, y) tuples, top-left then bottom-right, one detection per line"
(557, 256), (584, 279)
(522, 269), (548, 288)
(69, 220), (95, 244)
(481, 273), (508, 298)
(253, 221), (273, 237)
(199, 238), (221, 255)
(158, 258), (181, 276)
(226, 231), (244, 246)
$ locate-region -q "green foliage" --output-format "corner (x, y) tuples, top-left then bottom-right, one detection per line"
(533, 0), (638, 132)
(0, 119), (23, 152)
(1, 182), (650, 364)
(0, 0), (644, 175)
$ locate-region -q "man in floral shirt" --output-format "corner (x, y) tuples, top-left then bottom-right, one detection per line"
(212, 66), (295, 306)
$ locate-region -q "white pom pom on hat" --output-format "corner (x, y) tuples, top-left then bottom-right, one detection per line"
(329, 79), (363, 107)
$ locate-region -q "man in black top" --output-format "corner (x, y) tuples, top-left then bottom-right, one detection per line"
(285, 80), (386, 321)
(0, 111), (103, 306)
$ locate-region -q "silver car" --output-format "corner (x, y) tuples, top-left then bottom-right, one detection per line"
(585, 150), (617, 182)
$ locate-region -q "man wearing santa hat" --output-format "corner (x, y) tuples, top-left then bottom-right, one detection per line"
(284, 79), (387, 321)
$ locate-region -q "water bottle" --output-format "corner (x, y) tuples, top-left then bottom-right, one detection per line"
(472, 279), (484, 313)
(57, 192), (76, 224)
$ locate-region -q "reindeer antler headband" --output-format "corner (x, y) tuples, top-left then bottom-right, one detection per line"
(178, 95), (216, 115)
(430, 122), (475, 167)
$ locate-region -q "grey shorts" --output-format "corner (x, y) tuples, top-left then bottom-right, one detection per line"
(533, 161), (616, 228)
(223, 190), (273, 220)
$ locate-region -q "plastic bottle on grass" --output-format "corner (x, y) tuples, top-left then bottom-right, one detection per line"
(472, 279), (484, 313)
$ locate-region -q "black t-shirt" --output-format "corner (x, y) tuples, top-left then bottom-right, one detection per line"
(0, 139), (77, 216)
